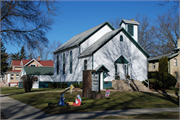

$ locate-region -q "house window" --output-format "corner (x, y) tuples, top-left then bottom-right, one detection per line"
(57, 55), (59, 75)
(11, 74), (14, 79)
(120, 35), (123, 41)
(69, 51), (72, 74)
(30, 64), (36, 67)
(152, 63), (155, 69)
(174, 58), (177, 66)
(115, 64), (117, 76)
(128, 24), (134, 36)
(16, 74), (19, 80)
(63, 53), (65, 74)
(84, 60), (87, 70)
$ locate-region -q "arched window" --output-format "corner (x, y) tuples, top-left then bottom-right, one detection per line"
(84, 60), (87, 70)
(57, 55), (59, 75)
(120, 35), (123, 41)
(69, 51), (72, 74)
(63, 53), (65, 74)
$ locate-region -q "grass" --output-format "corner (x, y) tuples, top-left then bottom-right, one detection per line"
(1, 87), (64, 94)
(95, 112), (179, 119)
(9, 91), (179, 115)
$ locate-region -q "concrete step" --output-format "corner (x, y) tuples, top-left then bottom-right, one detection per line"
(112, 80), (149, 92)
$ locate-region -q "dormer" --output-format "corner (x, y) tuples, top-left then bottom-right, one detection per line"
(119, 19), (140, 43)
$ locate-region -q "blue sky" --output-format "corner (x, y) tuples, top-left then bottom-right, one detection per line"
(4, 0), (175, 56)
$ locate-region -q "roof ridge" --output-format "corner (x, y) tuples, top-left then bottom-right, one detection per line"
(53, 21), (114, 53)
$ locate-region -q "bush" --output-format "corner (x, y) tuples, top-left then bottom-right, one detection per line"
(21, 75), (37, 92)
(60, 82), (68, 88)
(148, 72), (177, 89)
(106, 87), (114, 90)
(48, 82), (60, 89)
(79, 82), (83, 89)
(72, 83), (79, 88)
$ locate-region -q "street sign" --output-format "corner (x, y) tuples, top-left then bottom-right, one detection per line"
(92, 73), (99, 92)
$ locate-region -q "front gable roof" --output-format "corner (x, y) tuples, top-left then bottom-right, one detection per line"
(94, 65), (109, 72)
(24, 59), (42, 66)
(115, 56), (129, 64)
(53, 21), (115, 53)
(79, 27), (150, 58)
(119, 19), (140, 26)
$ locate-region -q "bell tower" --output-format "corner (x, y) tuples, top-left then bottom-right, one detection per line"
(119, 19), (140, 43)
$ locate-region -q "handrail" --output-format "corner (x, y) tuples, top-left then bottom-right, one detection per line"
(125, 78), (131, 89)
(144, 80), (149, 89)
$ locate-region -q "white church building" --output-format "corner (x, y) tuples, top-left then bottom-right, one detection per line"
(52, 19), (150, 89)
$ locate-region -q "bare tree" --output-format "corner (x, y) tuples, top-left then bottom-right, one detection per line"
(1, 0), (60, 49)
(152, 11), (179, 55)
(158, 0), (179, 13)
(26, 40), (62, 60)
(135, 14), (157, 57)
(109, 17), (122, 29)
(109, 14), (156, 57)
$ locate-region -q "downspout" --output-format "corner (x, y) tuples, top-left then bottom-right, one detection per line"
(92, 54), (93, 70)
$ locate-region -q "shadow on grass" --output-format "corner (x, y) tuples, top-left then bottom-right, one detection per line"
(142, 91), (179, 106)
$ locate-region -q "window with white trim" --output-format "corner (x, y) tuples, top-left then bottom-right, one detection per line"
(30, 64), (36, 67)
(11, 74), (14, 79)
(174, 58), (177, 66)
(57, 55), (59, 75)
(69, 51), (72, 74)
(120, 35), (123, 41)
(16, 74), (19, 79)
(63, 53), (65, 74)
(84, 60), (87, 70)
(128, 24), (134, 36)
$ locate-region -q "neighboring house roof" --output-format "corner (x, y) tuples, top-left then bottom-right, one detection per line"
(79, 27), (150, 58)
(23, 66), (54, 75)
(12, 60), (21, 66)
(119, 19), (140, 26)
(22, 59), (53, 67)
(53, 21), (115, 53)
(39, 60), (54, 67)
(7, 70), (21, 73)
(24, 59), (42, 66)
(21, 59), (31, 65)
(148, 52), (179, 62)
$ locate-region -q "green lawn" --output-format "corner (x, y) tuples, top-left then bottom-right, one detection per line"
(95, 112), (179, 119)
(9, 91), (179, 115)
(1, 87), (63, 94)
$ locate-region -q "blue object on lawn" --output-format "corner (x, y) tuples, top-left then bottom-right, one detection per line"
(58, 94), (65, 106)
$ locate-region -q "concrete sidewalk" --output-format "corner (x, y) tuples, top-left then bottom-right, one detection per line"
(1, 95), (49, 119)
(1, 94), (179, 119)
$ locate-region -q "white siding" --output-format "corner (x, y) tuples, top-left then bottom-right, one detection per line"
(80, 25), (112, 53)
(93, 31), (147, 82)
(54, 47), (92, 82)
(120, 23), (138, 43)
(133, 25), (138, 42)
(121, 22), (126, 29)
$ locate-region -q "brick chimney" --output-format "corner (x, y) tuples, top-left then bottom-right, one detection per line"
(130, 19), (135, 21)
(38, 56), (40, 61)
